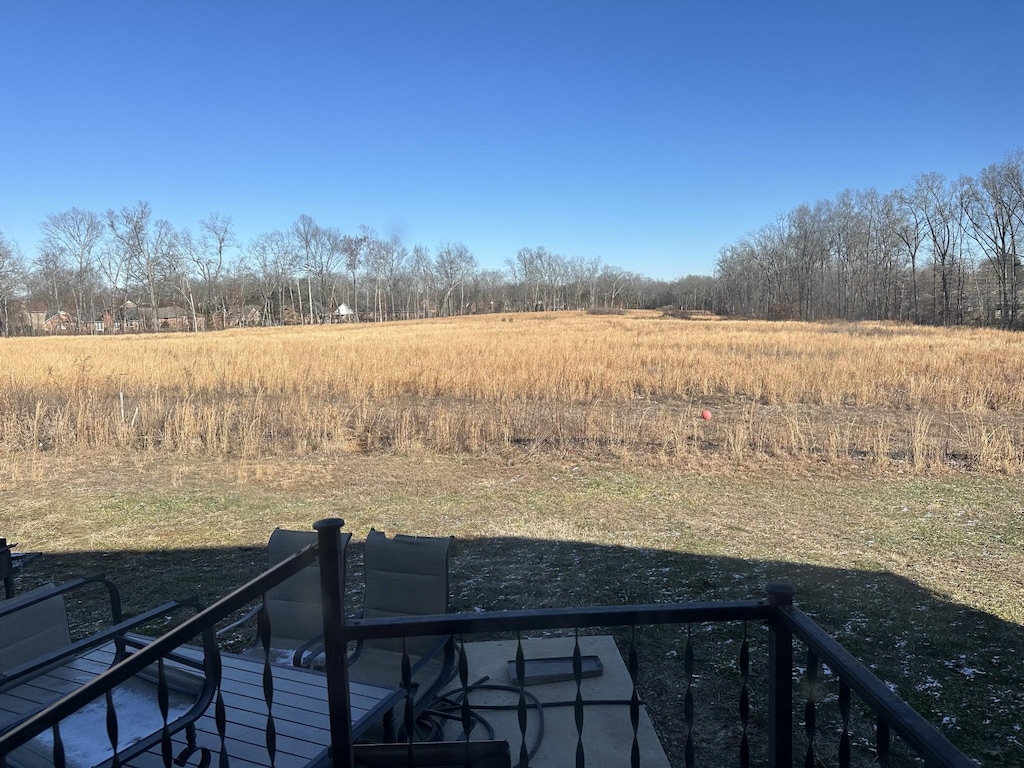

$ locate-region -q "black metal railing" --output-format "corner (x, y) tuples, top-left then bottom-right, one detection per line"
(0, 530), (326, 768)
(0, 519), (976, 768)
(318, 529), (974, 768)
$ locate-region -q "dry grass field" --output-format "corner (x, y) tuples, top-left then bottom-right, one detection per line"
(2, 311), (1024, 470)
(2, 313), (1023, 765)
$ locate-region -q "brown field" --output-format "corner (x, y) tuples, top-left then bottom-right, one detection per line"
(2, 311), (1024, 471)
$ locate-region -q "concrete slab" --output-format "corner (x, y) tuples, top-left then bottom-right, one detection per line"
(443, 636), (670, 768)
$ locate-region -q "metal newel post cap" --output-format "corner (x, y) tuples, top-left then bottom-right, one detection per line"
(765, 583), (797, 604)
(313, 518), (345, 532)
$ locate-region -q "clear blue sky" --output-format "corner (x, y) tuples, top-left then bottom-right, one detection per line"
(2, 1), (1021, 281)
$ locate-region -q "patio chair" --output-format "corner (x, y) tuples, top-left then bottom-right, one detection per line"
(0, 575), (182, 688)
(0, 576), (216, 768)
(347, 530), (456, 738)
(1, 582), (77, 680)
(217, 527), (348, 666)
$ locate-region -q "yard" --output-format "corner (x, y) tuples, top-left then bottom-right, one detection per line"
(3, 449), (1021, 765)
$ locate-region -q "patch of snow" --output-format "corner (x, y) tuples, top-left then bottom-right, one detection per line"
(32, 685), (192, 768)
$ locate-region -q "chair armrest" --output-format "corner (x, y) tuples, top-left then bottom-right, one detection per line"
(0, 573), (122, 624)
(292, 610), (365, 668)
(215, 603), (262, 637)
(407, 634), (455, 680)
(289, 636), (324, 667)
(0, 598), (199, 688)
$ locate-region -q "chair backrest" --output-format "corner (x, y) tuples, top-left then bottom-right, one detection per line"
(362, 531), (453, 656)
(0, 583), (72, 675)
(262, 528), (323, 651)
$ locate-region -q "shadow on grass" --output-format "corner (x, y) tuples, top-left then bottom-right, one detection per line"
(7, 534), (1022, 766)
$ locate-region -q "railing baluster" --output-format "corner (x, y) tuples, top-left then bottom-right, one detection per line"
(739, 621), (750, 768)
(628, 627), (640, 768)
(215, 684), (229, 768)
(53, 723), (66, 768)
(157, 657), (173, 768)
(876, 716), (891, 767)
(458, 635), (472, 766)
(105, 689), (120, 768)
(804, 649), (818, 768)
(401, 638), (415, 743)
(684, 624), (694, 768)
(573, 630), (585, 768)
(515, 633), (529, 768)
(209, 643), (225, 768)
(259, 609), (276, 768)
(838, 681), (851, 768)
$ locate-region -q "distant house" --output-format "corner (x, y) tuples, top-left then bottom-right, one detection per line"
(82, 315), (106, 334)
(120, 303), (201, 331)
(4, 301), (48, 334)
(212, 305), (260, 329)
(156, 306), (191, 330)
(42, 310), (72, 334)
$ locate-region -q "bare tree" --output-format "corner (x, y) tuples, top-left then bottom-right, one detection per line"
(889, 189), (926, 322)
(959, 156), (1023, 327)
(197, 213), (236, 327)
(40, 207), (104, 327)
(366, 234), (408, 321)
(166, 228), (202, 331)
(786, 202), (830, 320)
(291, 214), (343, 323)
(31, 247), (72, 319)
(106, 202), (175, 331)
(411, 244), (435, 317)
(0, 232), (25, 336)
(512, 247), (544, 310)
(916, 173), (966, 324)
(247, 230), (298, 324)
(96, 238), (131, 325)
(341, 230), (366, 319)
(435, 241), (477, 316)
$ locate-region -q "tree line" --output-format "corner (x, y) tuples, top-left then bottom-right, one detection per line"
(0, 204), (713, 335)
(1, 149), (1020, 335)
(714, 151), (1024, 327)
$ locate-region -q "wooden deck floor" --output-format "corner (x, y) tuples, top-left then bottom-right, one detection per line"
(1, 643), (402, 768)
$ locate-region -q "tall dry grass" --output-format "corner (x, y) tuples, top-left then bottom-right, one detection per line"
(2, 312), (1023, 470)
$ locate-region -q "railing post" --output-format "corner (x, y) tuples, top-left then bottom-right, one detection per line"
(766, 583), (796, 768)
(1, 539), (14, 599)
(315, 518), (352, 768)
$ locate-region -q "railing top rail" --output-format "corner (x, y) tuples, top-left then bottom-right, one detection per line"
(345, 599), (776, 639)
(778, 604), (975, 768)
